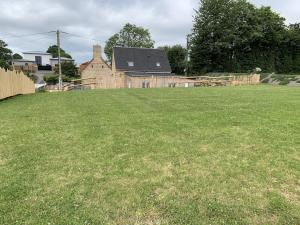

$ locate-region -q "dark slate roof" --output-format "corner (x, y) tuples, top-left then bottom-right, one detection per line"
(125, 72), (176, 77)
(23, 51), (52, 55)
(113, 47), (172, 73)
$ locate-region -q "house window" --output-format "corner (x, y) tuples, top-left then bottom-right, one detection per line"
(128, 61), (134, 67)
(142, 81), (150, 88)
(35, 56), (42, 66)
(156, 62), (161, 67)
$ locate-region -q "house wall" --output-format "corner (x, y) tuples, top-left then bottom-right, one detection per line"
(23, 53), (52, 65)
(123, 74), (188, 88)
(81, 58), (115, 89)
(13, 61), (34, 66)
(80, 45), (127, 89)
(13, 65), (38, 73)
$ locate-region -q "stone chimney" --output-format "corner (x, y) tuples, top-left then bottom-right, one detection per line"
(93, 45), (101, 59)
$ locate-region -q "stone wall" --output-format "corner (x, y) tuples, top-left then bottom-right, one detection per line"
(230, 74), (260, 86)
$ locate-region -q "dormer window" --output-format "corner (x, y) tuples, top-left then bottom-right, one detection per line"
(156, 62), (161, 67)
(128, 61), (134, 67)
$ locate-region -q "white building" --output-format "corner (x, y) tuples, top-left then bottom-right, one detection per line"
(50, 57), (75, 68)
(22, 51), (53, 66)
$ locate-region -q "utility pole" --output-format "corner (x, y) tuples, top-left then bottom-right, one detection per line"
(185, 34), (191, 76)
(57, 30), (62, 90)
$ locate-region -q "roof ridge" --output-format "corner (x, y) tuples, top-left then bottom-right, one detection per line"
(113, 46), (163, 51)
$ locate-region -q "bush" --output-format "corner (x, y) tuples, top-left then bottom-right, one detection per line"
(261, 78), (269, 84)
(25, 72), (38, 82)
(54, 62), (79, 78)
(44, 74), (72, 85)
(260, 73), (270, 81)
(37, 87), (46, 93)
(44, 74), (58, 85)
(279, 79), (290, 85)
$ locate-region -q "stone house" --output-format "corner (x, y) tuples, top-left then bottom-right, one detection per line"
(80, 45), (186, 89)
(112, 47), (181, 88)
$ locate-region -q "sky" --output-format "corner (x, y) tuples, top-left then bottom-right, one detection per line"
(0, 0), (299, 64)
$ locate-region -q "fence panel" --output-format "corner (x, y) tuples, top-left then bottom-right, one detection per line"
(0, 68), (35, 100)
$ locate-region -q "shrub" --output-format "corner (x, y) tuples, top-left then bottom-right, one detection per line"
(261, 78), (269, 84)
(260, 73), (270, 81)
(25, 72), (38, 82)
(44, 74), (58, 85)
(37, 87), (46, 93)
(279, 79), (290, 85)
(44, 74), (71, 85)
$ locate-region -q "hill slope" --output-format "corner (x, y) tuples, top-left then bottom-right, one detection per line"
(0, 86), (299, 224)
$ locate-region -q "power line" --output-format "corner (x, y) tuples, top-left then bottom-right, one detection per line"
(0, 31), (56, 39)
(1, 35), (56, 48)
(1, 30), (100, 44)
(60, 31), (100, 43)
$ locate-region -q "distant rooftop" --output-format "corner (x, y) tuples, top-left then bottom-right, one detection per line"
(23, 51), (52, 55)
(50, 57), (74, 61)
(13, 59), (35, 62)
(113, 47), (171, 73)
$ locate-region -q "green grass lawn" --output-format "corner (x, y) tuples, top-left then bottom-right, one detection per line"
(0, 86), (299, 224)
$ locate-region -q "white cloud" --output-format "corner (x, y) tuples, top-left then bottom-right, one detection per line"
(0, 0), (298, 64)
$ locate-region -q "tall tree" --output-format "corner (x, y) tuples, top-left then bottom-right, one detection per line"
(277, 23), (300, 73)
(104, 23), (155, 63)
(54, 62), (78, 78)
(47, 45), (72, 59)
(190, 0), (287, 74)
(0, 40), (12, 70)
(12, 53), (23, 60)
(160, 45), (187, 75)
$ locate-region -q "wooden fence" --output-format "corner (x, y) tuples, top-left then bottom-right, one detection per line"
(0, 68), (35, 100)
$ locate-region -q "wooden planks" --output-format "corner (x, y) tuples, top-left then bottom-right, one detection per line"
(0, 68), (35, 100)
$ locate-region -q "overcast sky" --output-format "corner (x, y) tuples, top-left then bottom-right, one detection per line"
(0, 0), (298, 64)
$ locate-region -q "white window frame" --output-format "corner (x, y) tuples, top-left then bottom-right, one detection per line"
(128, 61), (134, 67)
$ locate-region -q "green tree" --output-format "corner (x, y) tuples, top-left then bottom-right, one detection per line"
(12, 53), (23, 60)
(190, 0), (286, 74)
(55, 62), (78, 78)
(160, 45), (187, 75)
(277, 23), (300, 73)
(0, 40), (12, 70)
(104, 23), (155, 63)
(47, 45), (72, 59)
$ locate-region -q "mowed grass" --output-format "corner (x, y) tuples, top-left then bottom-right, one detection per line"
(0, 86), (299, 225)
